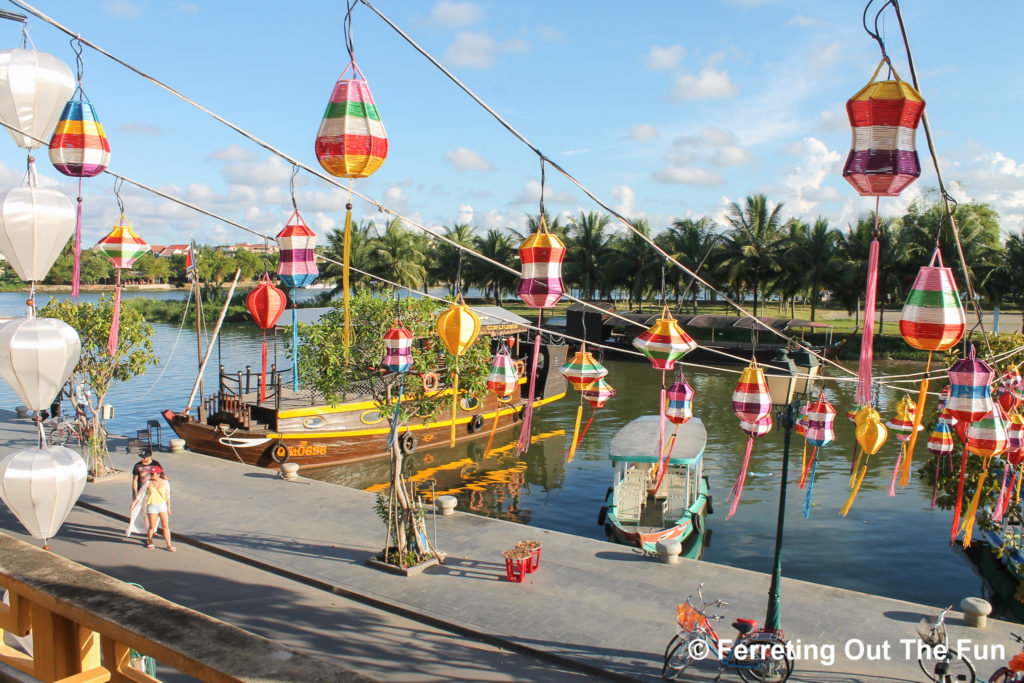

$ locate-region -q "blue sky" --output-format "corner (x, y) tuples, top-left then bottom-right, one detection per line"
(1, 0), (1023, 250)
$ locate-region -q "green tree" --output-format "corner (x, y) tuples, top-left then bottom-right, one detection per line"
(660, 216), (720, 312)
(720, 194), (785, 317)
(39, 295), (158, 477)
(564, 210), (614, 300)
(609, 218), (660, 311)
(135, 253), (170, 284)
(319, 220), (375, 299)
(471, 228), (518, 304)
(367, 217), (427, 289)
(784, 217), (843, 321)
(430, 224), (476, 296)
(840, 212), (906, 332)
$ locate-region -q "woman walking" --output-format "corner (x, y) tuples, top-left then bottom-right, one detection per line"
(128, 467), (176, 551)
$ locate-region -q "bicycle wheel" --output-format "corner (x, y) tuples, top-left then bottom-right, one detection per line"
(664, 633), (682, 661)
(48, 425), (69, 446)
(986, 667), (1013, 683)
(662, 636), (695, 681)
(917, 651), (976, 683)
(737, 633), (793, 683)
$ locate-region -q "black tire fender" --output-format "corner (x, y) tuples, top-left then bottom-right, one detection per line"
(690, 512), (703, 535)
(399, 432), (418, 455)
(706, 495), (714, 516)
(271, 443), (289, 464)
(469, 414), (485, 433)
(597, 505), (608, 526)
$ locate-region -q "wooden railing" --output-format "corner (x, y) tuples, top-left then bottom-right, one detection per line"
(0, 533), (369, 682)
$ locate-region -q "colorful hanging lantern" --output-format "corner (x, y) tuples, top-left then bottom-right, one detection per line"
(98, 215), (149, 356)
(436, 300), (481, 447)
(1006, 413), (1024, 458)
(383, 320), (413, 374)
(727, 413), (772, 519)
(732, 361), (772, 423)
(0, 445), (87, 550)
(517, 219), (565, 309)
(946, 345), (995, 424)
(560, 349), (608, 391)
(842, 60), (925, 197)
(49, 95), (110, 177)
(0, 185), (75, 283)
(799, 396), (836, 517)
(246, 273), (287, 404)
(0, 318), (80, 411)
(886, 395), (921, 443)
(582, 377), (615, 409)
(841, 416), (888, 517)
(665, 377), (694, 425)
(927, 422), (956, 458)
(0, 49), (75, 150)
(482, 347), (520, 456)
(967, 407), (1009, 458)
(315, 63), (388, 179)
(276, 210), (319, 289)
(632, 306), (698, 371)
(795, 401), (809, 436)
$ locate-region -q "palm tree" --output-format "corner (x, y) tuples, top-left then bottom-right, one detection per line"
(319, 220), (375, 299)
(1005, 234), (1024, 331)
(609, 218), (661, 311)
(366, 217), (427, 289)
(472, 228), (518, 304)
(429, 224), (477, 296)
(564, 210), (614, 300)
(661, 216), (721, 313)
(784, 217), (843, 321)
(841, 212), (907, 333)
(720, 194), (785, 317)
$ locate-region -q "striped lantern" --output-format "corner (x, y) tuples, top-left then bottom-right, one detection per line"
(732, 361), (771, 423)
(632, 307), (698, 371)
(740, 414), (773, 438)
(276, 210), (318, 289)
(517, 219), (565, 308)
(383, 321), (413, 374)
(665, 377), (694, 425)
(927, 421), (956, 458)
(49, 94), (110, 177)
(795, 401), (809, 436)
(967, 407), (1008, 458)
(582, 377), (615, 409)
(946, 345), (995, 424)
(842, 61), (925, 197)
(1005, 412), (1024, 459)
(314, 63), (387, 179)
(486, 348), (519, 398)
(899, 250), (965, 351)
(805, 397), (836, 448)
(98, 216), (148, 269)
(886, 395), (922, 443)
(560, 349), (607, 392)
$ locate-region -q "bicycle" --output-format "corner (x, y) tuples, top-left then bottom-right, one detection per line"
(662, 584), (793, 682)
(988, 632), (1024, 682)
(47, 412), (84, 447)
(917, 606), (976, 682)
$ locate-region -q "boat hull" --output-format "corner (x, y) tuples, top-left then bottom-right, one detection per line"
(604, 477), (710, 558)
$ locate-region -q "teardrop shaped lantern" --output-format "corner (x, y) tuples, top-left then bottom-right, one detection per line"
(276, 210), (319, 289)
(582, 377), (615, 409)
(842, 60), (925, 197)
(732, 361), (771, 423)
(665, 377), (694, 425)
(517, 217), (565, 309)
(0, 49), (75, 150)
(48, 94), (110, 177)
(0, 185), (75, 282)
(899, 250), (965, 352)
(632, 306), (698, 371)
(383, 320), (413, 374)
(486, 347), (519, 399)
(842, 416), (889, 517)
(314, 63), (388, 179)
(967, 408), (1009, 458)
(98, 215), (149, 355)
(856, 418), (888, 456)
(246, 273), (287, 404)
(927, 421), (956, 458)
(0, 445), (87, 549)
(946, 345), (995, 424)
(436, 301), (480, 447)
(0, 317), (80, 411)
(560, 348), (608, 391)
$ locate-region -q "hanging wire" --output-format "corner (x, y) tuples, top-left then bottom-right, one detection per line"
(343, 0), (358, 64)
(538, 157), (546, 223)
(289, 163), (299, 211)
(862, 0), (894, 66)
(70, 36), (85, 85)
(113, 176), (125, 216)
(454, 249), (463, 299)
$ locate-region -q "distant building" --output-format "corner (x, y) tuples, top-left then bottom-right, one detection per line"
(220, 242), (278, 255)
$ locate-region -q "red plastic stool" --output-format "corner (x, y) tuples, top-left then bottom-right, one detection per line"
(516, 541), (542, 573)
(502, 549), (531, 582)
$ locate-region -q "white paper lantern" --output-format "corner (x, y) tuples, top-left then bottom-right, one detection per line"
(0, 49), (75, 150)
(0, 318), (80, 410)
(0, 186), (75, 282)
(0, 446), (87, 547)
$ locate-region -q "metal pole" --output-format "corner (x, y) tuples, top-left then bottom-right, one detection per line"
(765, 397), (798, 631)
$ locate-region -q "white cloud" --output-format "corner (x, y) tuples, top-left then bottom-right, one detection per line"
(777, 137), (843, 215)
(313, 213), (337, 234)
(118, 122), (162, 136)
(788, 14), (817, 27)
(430, 1), (482, 27)
(455, 204), (474, 225)
(444, 146), (495, 172)
(477, 208), (526, 232)
(102, 0), (144, 17)
(668, 127), (752, 169)
(207, 145), (259, 162)
(218, 154), (291, 188)
(714, 146), (753, 167)
(444, 31), (529, 69)
(383, 186), (409, 215)
(645, 45), (685, 70)
(611, 185), (637, 218)
(671, 67), (739, 101)
(652, 167), (726, 185)
(629, 124), (659, 142)
(536, 26), (568, 42)
(511, 179), (575, 206)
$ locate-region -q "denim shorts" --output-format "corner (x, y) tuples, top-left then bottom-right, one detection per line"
(146, 503), (168, 514)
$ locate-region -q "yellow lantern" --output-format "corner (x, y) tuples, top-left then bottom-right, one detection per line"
(435, 301), (480, 446)
(842, 418), (888, 517)
(853, 406), (879, 426)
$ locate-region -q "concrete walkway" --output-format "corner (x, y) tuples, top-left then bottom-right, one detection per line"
(0, 410), (1019, 682)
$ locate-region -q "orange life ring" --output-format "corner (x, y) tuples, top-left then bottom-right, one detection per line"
(422, 372), (440, 392)
(514, 360), (526, 377)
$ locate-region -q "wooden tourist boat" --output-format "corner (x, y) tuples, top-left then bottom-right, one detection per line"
(599, 415), (711, 557)
(162, 306), (567, 470)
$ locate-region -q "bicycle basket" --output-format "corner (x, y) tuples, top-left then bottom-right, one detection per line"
(677, 603), (707, 632)
(916, 618), (944, 647)
(1010, 652), (1024, 672)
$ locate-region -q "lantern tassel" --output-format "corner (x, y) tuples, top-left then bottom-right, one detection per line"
(855, 205), (881, 407)
(888, 443), (904, 497)
(901, 359), (931, 487)
(1016, 466), (1023, 504)
(656, 386), (667, 482)
(291, 302), (299, 393)
(840, 463), (869, 517)
(960, 466), (989, 548)
(931, 455), (940, 509)
(575, 409), (597, 449)
(802, 457), (819, 518)
(566, 403), (584, 464)
(951, 443), (969, 545)
(107, 271), (122, 356)
(726, 436), (755, 519)
(386, 375), (405, 452)
(799, 446), (817, 489)
(72, 183), (82, 299)
(993, 467), (1010, 523)
(850, 448), (864, 488)
(1003, 472), (1018, 518)
(653, 427), (679, 495)
(260, 333), (268, 403)
(801, 441), (807, 482)
(449, 370), (458, 448)
(342, 183), (352, 364)
(483, 402), (502, 456)
(516, 332), (543, 454)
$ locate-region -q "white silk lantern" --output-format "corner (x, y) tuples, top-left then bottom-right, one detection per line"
(0, 49), (75, 149)
(0, 318), (80, 410)
(0, 186), (75, 281)
(0, 445), (87, 548)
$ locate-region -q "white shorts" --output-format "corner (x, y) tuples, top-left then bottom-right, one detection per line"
(146, 503), (168, 514)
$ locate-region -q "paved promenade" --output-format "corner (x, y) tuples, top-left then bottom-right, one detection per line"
(0, 409), (1020, 681)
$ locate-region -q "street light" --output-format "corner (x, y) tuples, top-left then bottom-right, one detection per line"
(763, 348), (819, 631)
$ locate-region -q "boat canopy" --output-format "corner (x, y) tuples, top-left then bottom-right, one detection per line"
(275, 305), (530, 335)
(608, 415), (706, 465)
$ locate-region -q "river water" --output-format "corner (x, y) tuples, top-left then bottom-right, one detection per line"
(0, 291), (996, 614)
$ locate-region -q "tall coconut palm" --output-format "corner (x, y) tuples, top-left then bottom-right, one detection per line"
(366, 217), (427, 289)
(783, 217), (843, 321)
(841, 212), (907, 333)
(429, 223), (477, 296)
(609, 218), (661, 312)
(720, 194), (785, 318)
(661, 216), (721, 313)
(472, 228), (518, 304)
(318, 219), (375, 299)
(565, 211), (615, 301)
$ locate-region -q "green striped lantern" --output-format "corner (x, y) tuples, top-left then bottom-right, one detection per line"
(560, 349), (608, 392)
(899, 248), (965, 352)
(314, 62), (387, 179)
(97, 215), (148, 356)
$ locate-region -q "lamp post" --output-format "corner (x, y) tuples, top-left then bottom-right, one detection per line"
(762, 348), (819, 631)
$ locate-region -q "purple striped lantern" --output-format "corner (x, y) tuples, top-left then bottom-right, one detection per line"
(276, 210), (318, 289)
(843, 61), (925, 197)
(560, 349), (607, 392)
(927, 422), (955, 458)
(967, 407), (1009, 458)
(486, 348), (518, 398)
(732, 362), (771, 423)
(805, 397), (836, 449)
(383, 321), (413, 374)
(946, 345), (995, 424)
(582, 377), (615, 409)
(741, 414), (773, 438)
(517, 221), (565, 308)
(633, 307), (698, 371)
(49, 94), (110, 177)
(665, 376), (694, 425)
